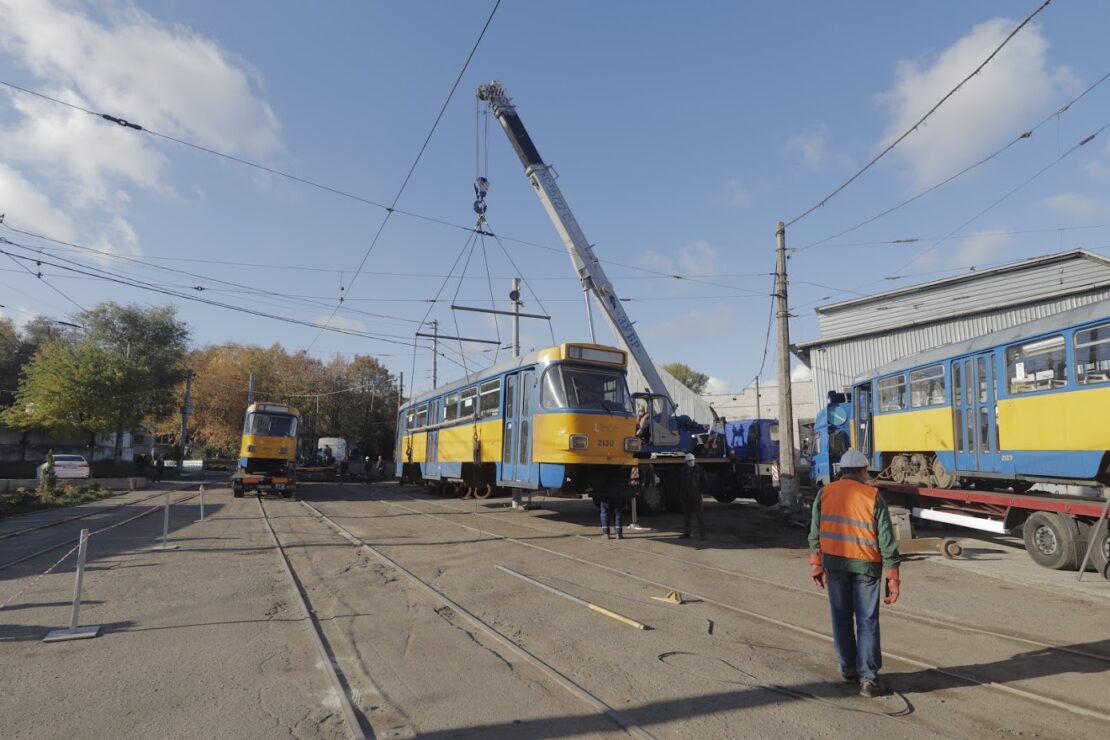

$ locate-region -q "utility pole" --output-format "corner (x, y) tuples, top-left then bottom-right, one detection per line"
(755, 376), (762, 420)
(247, 371), (254, 406)
(397, 371), (404, 419)
(178, 369), (193, 465)
(511, 278), (522, 358)
(429, 319), (439, 387)
(775, 221), (799, 515)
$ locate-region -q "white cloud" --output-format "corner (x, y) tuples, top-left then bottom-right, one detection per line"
(0, 0), (284, 256)
(1084, 139), (1110, 180)
(877, 18), (1076, 189)
(791, 363), (813, 382)
(0, 162), (77, 242)
(638, 240), (719, 277)
(1042, 192), (1108, 223)
(926, 226), (1016, 269)
(704, 375), (730, 394)
(318, 314), (368, 334)
(723, 179), (751, 208)
(786, 124), (834, 172)
(644, 307), (731, 340)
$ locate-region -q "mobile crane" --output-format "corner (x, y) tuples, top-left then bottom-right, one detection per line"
(478, 81), (763, 513)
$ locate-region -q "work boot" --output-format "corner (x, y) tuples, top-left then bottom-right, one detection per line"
(859, 679), (886, 698)
(841, 673), (858, 684)
(602, 529), (611, 540)
(616, 532), (624, 540)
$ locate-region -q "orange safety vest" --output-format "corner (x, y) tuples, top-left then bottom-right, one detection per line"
(818, 479), (881, 563)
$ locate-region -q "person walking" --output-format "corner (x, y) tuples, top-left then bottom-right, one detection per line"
(154, 453), (165, 483)
(808, 448), (901, 698)
(376, 455), (386, 480)
(338, 455), (349, 485)
(679, 453), (707, 540)
(599, 495), (623, 539)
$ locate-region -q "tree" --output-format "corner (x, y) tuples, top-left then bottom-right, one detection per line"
(662, 362), (710, 395)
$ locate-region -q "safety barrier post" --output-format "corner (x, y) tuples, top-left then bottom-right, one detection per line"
(196, 484), (206, 523)
(43, 529), (101, 642)
(149, 493), (179, 551)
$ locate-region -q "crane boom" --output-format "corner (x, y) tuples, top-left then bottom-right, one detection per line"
(476, 81), (674, 407)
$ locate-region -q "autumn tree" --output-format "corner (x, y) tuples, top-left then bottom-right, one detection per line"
(662, 362), (710, 394)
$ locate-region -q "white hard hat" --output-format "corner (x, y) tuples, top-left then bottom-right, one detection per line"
(684, 453), (696, 462)
(839, 449), (870, 469)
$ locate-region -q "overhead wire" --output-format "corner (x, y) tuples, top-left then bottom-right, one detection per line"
(796, 68), (1110, 251)
(786, 0), (1054, 227)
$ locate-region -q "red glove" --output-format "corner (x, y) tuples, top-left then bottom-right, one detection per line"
(884, 568), (901, 605)
(809, 553), (826, 589)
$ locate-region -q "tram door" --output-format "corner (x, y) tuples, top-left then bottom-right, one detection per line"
(953, 353), (1000, 473)
(501, 370), (536, 486)
(853, 382), (874, 463)
(426, 399), (440, 478)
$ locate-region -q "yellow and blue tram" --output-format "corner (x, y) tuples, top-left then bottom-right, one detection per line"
(233, 402), (300, 498)
(851, 302), (1110, 489)
(397, 343), (640, 497)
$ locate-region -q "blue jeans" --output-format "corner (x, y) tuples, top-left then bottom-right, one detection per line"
(599, 498), (622, 534)
(826, 569), (882, 681)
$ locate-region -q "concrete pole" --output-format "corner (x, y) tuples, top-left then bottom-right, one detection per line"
(755, 376), (762, 419)
(430, 319), (439, 387)
(247, 371), (254, 406)
(178, 369), (193, 465)
(511, 278), (522, 358)
(775, 221), (799, 513)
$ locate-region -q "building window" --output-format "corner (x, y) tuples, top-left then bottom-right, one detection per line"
(1075, 323), (1110, 385)
(1006, 335), (1067, 394)
(909, 365), (945, 408)
(877, 374), (906, 412)
(460, 387), (477, 418)
(479, 379), (500, 417)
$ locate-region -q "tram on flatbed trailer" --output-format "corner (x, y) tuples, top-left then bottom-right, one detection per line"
(232, 402), (299, 498)
(808, 303), (1110, 576)
(397, 343), (640, 499)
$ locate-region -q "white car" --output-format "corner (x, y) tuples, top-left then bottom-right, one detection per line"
(36, 454), (91, 479)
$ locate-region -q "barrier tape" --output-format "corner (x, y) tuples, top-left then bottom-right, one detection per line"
(0, 541), (81, 611)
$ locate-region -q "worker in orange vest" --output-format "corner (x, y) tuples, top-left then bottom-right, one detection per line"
(808, 448), (901, 698)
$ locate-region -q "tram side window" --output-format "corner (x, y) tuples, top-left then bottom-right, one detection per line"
(460, 387), (477, 418)
(909, 365), (945, 408)
(415, 404), (428, 428)
(479, 379), (500, 417)
(1006, 335), (1067, 394)
(1075, 324), (1110, 385)
(405, 410), (414, 432)
(444, 393), (459, 422)
(877, 374), (906, 412)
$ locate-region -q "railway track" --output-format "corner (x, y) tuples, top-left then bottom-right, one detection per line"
(0, 491), (200, 571)
(407, 492), (1110, 666)
(289, 496), (656, 739)
(373, 490), (1110, 725)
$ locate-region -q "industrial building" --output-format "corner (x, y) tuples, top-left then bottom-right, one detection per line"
(793, 249), (1110, 402)
(703, 378), (816, 443)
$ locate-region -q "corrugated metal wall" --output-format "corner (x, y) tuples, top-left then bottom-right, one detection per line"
(817, 253), (1110, 341)
(810, 291), (1110, 401)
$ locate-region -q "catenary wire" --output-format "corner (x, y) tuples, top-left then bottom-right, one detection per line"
(786, 0), (1054, 227)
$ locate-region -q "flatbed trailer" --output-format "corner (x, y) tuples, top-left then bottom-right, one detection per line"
(232, 471), (296, 498)
(877, 482), (1110, 577)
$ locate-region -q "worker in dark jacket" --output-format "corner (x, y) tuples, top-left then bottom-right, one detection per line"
(679, 453), (707, 540)
(808, 448), (902, 698)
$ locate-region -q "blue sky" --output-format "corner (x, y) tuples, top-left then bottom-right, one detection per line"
(2, 0), (1109, 395)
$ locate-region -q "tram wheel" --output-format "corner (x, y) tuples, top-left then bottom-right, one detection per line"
(475, 483), (493, 499)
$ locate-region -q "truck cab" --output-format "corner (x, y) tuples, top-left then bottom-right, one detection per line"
(806, 392), (852, 489)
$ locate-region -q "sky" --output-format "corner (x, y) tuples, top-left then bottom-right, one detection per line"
(1, 0), (1109, 397)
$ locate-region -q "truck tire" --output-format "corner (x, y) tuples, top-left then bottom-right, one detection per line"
(1078, 519), (1109, 573)
(1022, 512), (1077, 570)
(713, 493), (737, 504)
(233, 483), (244, 499)
(639, 483), (666, 515)
(753, 488), (779, 507)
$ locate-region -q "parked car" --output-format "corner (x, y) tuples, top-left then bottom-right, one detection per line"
(36, 455), (91, 480)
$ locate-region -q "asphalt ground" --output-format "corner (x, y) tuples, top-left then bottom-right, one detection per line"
(1, 480), (1108, 738)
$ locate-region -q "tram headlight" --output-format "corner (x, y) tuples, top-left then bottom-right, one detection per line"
(624, 437), (641, 452)
(569, 434), (589, 450)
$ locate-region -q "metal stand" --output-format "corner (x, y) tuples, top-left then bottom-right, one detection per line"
(149, 493), (179, 551)
(1077, 489), (1110, 582)
(44, 529), (101, 642)
(626, 496), (652, 532)
(195, 484), (206, 522)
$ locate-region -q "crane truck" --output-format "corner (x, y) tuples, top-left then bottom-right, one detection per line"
(477, 81), (778, 514)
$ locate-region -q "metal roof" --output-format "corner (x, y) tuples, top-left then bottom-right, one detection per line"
(803, 250), (1110, 346)
(856, 300), (1110, 382)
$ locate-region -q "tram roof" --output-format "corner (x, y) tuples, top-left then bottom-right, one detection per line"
(856, 300), (1110, 383)
(403, 343), (627, 408)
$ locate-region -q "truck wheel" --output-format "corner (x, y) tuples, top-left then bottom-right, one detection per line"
(233, 483), (244, 499)
(1079, 519), (1109, 573)
(1022, 512), (1076, 570)
(713, 493), (737, 504)
(753, 488), (779, 507)
(639, 483), (666, 515)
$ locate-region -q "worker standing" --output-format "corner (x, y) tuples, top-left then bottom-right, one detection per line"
(808, 448), (901, 698)
(599, 495), (623, 539)
(679, 453), (707, 540)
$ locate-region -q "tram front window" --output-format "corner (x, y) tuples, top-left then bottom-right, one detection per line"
(541, 366), (632, 413)
(244, 413), (298, 438)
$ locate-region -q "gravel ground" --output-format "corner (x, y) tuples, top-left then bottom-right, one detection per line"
(1, 481), (1107, 738)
